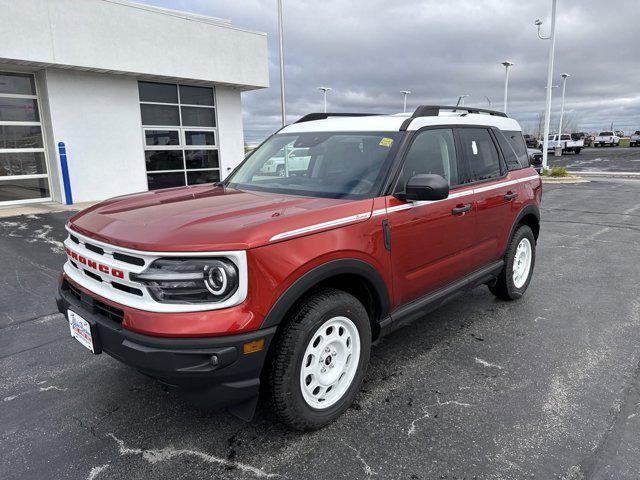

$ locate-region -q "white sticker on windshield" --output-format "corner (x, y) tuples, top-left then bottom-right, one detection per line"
(471, 140), (478, 155)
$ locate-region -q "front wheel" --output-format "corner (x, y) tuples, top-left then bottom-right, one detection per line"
(268, 288), (371, 430)
(489, 225), (536, 300)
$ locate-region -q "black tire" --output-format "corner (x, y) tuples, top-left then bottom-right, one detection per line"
(267, 288), (371, 430)
(489, 225), (536, 301)
(574, 148), (581, 154)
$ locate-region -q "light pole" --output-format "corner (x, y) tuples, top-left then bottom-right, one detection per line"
(501, 61), (514, 114)
(557, 73), (570, 140)
(535, 0), (558, 171)
(485, 96), (492, 108)
(318, 87), (332, 113)
(456, 95), (469, 107)
(277, 0), (286, 126)
(401, 90), (411, 113)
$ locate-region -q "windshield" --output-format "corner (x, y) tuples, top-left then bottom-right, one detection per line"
(226, 131), (401, 199)
(599, 131), (613, 136)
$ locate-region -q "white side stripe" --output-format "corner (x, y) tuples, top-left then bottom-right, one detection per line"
(268, 175), (539, 241)
(269, 212), (371, 241)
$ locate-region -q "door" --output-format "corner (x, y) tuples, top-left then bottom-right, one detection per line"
(386, 128), (477, 306)
(457, 127), (520, 267)
(0, 71), (51, 205)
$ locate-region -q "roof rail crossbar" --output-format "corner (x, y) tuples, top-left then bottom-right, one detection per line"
(294, 112), (382, 124)
(400, 105), (508, 130)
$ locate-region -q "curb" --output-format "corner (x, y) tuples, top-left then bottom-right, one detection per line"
(541, 176), (590, 184)
(566, 171), (640, 179)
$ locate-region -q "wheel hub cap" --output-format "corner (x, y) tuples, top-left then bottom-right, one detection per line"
(512, 238), (532, 289)
(300, 316), (361, 409)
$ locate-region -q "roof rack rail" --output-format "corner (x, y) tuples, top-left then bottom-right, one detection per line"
(294, 112), (382, 124)
(400, 105), (508, 130)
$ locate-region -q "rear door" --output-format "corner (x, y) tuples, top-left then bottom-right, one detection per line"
(386, 128), (476, 306)
(457, 127), (521, 267)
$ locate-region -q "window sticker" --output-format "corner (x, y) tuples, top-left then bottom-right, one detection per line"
(471, 140), (478, 155)
(379, 137), (393, 147)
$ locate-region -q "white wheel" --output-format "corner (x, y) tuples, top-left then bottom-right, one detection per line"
(299, 316), (361, 409)
(512, 238), (532, 289)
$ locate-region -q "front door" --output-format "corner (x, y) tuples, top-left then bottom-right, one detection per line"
(386, 128), (477, 307)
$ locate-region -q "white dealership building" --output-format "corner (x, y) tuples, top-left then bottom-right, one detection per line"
(0, 0), (268, 206)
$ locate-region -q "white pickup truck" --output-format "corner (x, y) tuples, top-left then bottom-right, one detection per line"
(630, 131), (640, 147)
(547, 134), (583, 154)
(594, 131), (620, 147)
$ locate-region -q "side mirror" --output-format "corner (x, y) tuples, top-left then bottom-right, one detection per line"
(400, 174), (449, 201)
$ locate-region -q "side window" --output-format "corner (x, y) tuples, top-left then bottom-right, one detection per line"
(503, 130), (530, 168)
(495, 130), (524, 170)
(395, 129), (458, 193)
(457, 128), (502, 182)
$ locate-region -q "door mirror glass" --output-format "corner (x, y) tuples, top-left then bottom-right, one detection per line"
(401, 174), (449, 201)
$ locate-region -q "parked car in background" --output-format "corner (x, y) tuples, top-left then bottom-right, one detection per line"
(547, 134), (583, 154)
(594, 131), (620, 147)
(615, 130), (625, 139)
(523, 134), (540, 149)
(630, 131), (640, 147)
(258, 147), (312, 177)
(527, 147), (543, 173)
(571, 132), (592, 147)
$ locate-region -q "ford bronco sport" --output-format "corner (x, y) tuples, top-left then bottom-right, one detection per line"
(57, 105), (541, 430)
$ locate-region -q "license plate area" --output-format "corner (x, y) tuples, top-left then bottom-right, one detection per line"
(68, 309), (99, 354)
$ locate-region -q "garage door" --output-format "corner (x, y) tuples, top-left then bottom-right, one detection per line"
(0, 71), (51, 205)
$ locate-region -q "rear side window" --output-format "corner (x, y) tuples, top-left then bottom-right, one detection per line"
(495, 131), (523, 170)
(502, 130), (529, 168)
(457, 128), (502, 182)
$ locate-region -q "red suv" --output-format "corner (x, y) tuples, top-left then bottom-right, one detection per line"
(57, 106), (541, 430)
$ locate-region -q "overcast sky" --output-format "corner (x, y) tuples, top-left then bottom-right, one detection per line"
(139, 0), (640, 142)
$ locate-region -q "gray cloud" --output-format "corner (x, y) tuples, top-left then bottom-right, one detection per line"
(139, 0), (640, 141)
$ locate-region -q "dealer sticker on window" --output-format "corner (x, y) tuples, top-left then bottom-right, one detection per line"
(379, 137), (393, 147)
(68, 310), (95, 353)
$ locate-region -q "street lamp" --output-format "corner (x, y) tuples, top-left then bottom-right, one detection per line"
(501, 61), (514, 114)
(400, 90), (411, 113)
(535, 0), (558, 171)
(557, 73), (570, 140)
(456, 95), (469, 107)
(318, 87), (332, 113)
(277, 0), (286, 126)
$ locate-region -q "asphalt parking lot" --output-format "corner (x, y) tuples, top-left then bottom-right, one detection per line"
(549, 146), (640, 173)
(2, 177), (640, 479)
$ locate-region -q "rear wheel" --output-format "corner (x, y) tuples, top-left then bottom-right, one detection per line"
(489, 225), (536, 300)
(268, 288), (371, 430)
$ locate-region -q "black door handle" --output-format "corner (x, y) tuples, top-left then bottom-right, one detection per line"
(504, 191), (518, 200)
(451, 203), (472, 215)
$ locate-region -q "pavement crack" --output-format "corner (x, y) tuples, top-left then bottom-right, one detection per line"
(474, 357), (504, 370)
(107, 433), (284, 478)
(341, 441), (378, 476)
(407, 395), (472, 436)
(569, 359), (640, 479)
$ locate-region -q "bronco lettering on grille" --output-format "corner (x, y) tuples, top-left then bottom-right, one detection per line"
(66, 246), (125, 279)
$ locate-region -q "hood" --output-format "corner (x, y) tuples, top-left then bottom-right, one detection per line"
(69, 185), (373, 251)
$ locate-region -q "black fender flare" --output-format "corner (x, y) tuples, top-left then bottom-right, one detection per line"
(260, 258), (390, 329)
(502, 204), (540, 256)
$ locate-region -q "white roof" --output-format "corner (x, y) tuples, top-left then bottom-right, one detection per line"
(281, 110), (522, 134)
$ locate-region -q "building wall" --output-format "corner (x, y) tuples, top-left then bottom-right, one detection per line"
(0, 0), (268, 90)
(42, 69), (148, 203)
(216, 86), (246, 178)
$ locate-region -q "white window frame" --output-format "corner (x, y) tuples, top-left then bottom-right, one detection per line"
(139, 82), (220, 189)
(0, 70), (52, 206)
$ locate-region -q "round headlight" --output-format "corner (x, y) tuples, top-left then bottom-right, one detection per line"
(205, 265), (228, 295)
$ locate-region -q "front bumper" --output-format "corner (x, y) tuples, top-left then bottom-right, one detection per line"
(56, 278), (276, 410)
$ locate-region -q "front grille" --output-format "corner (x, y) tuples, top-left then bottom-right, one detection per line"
(64, 280), (125, 324)
(113, 251), (145, 266)
(84, 242), (105, 255)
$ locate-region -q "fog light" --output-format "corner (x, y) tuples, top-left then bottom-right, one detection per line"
(243, 339), (265, 354)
